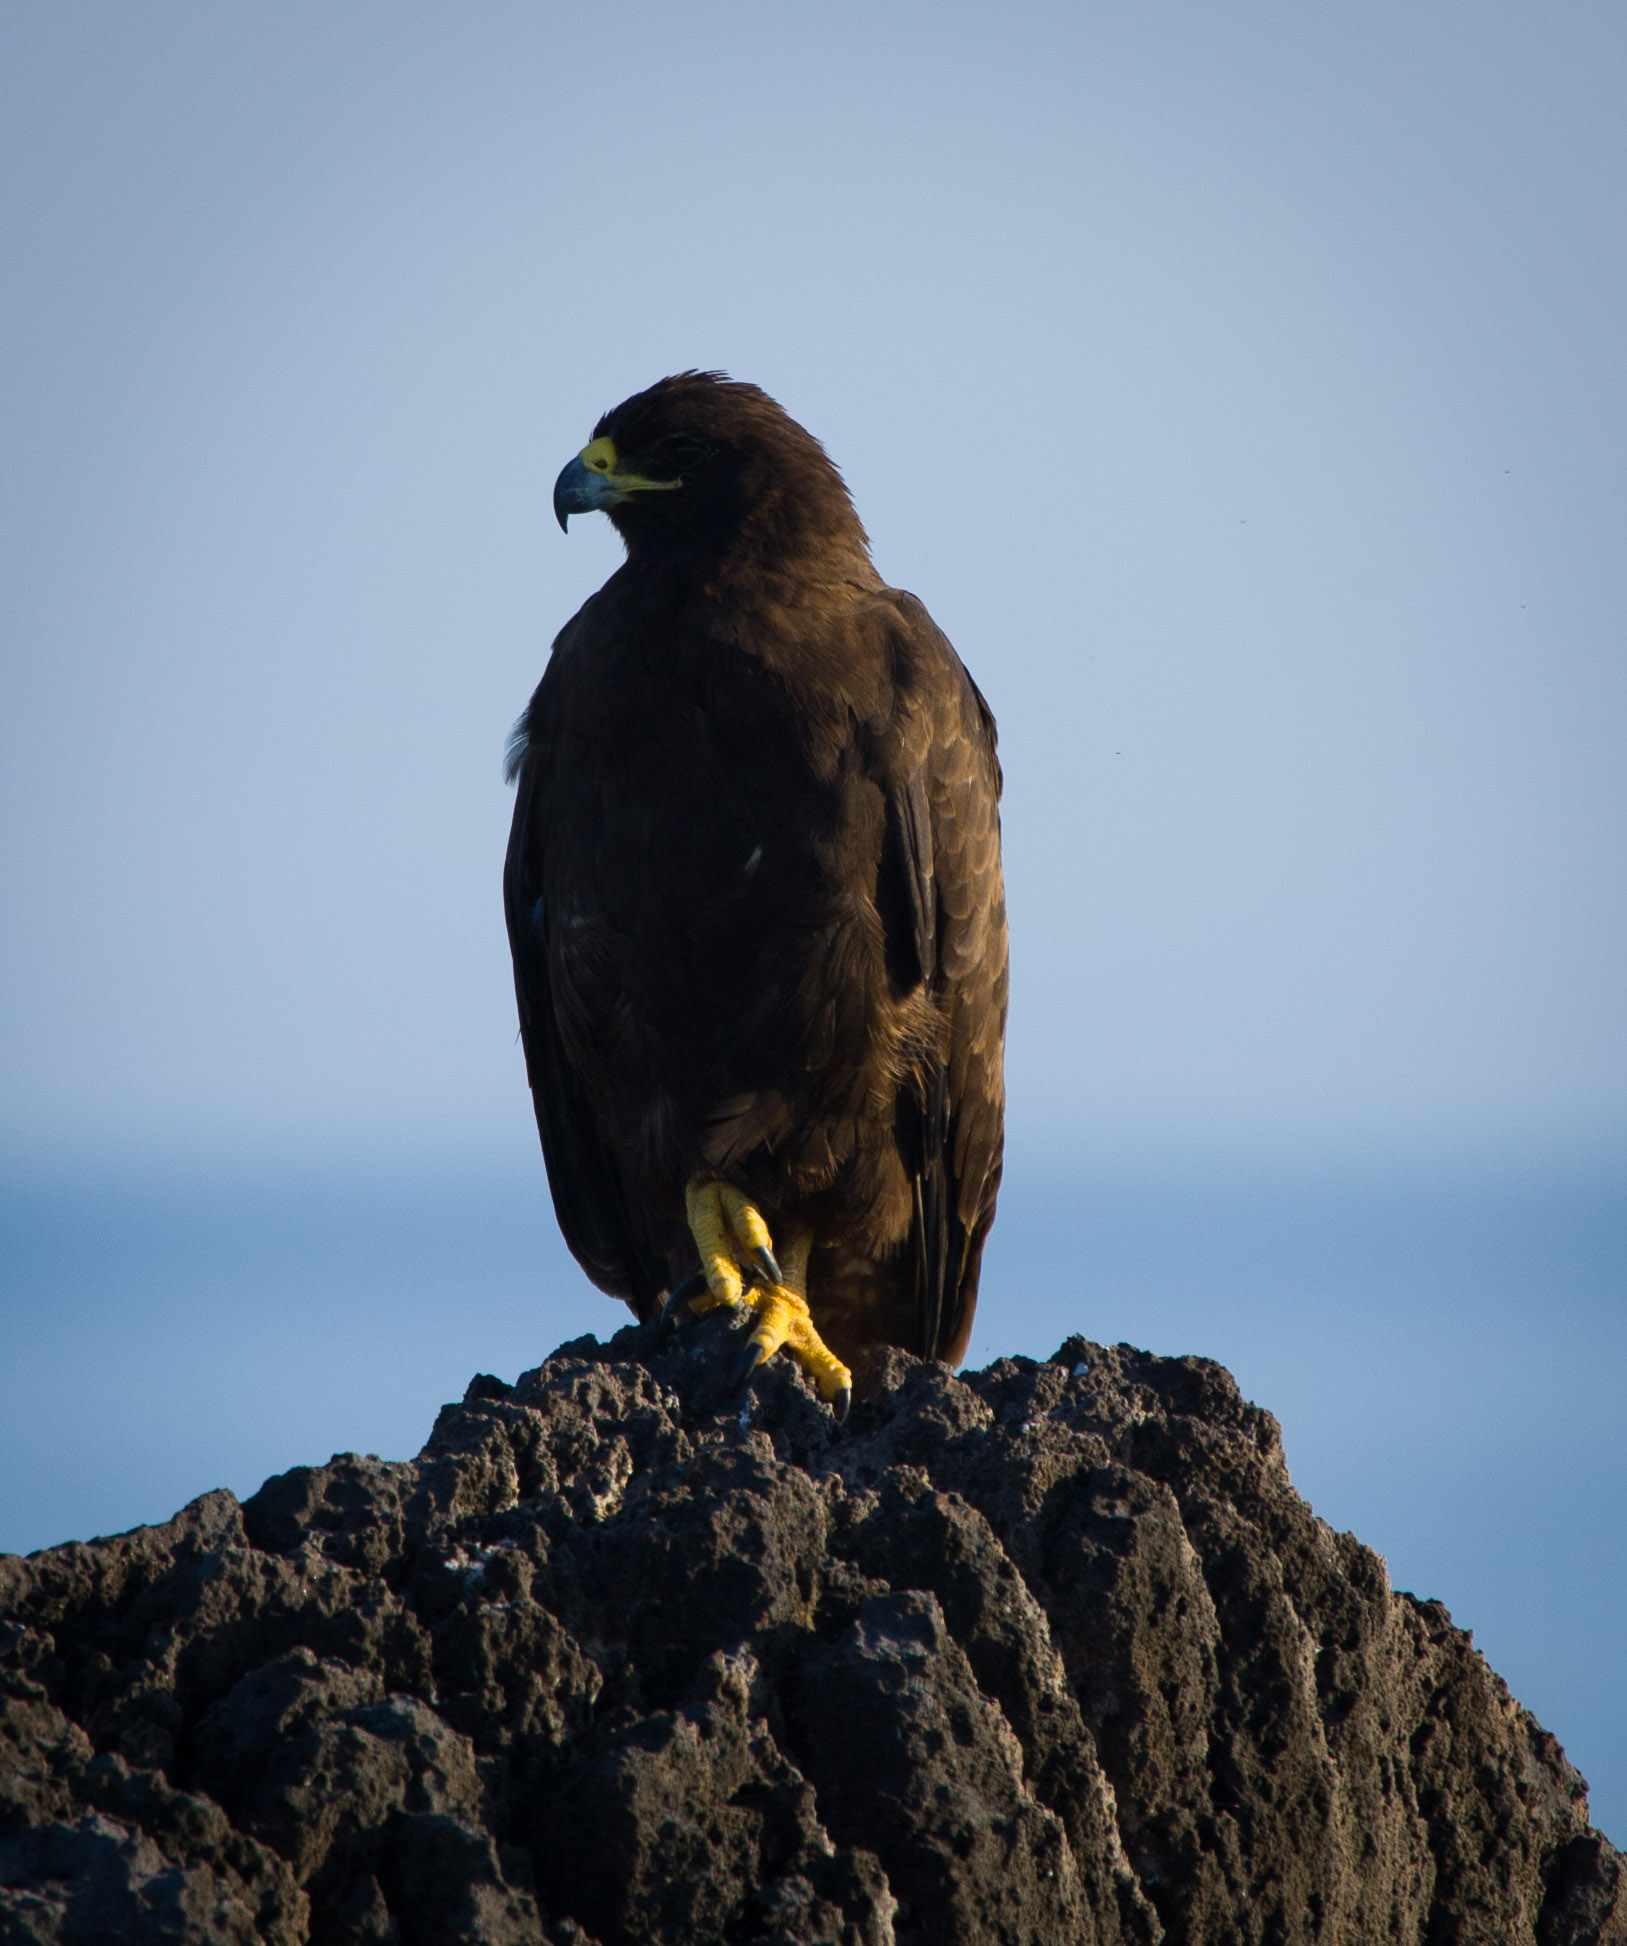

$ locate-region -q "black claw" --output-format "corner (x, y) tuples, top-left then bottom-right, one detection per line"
(829, 1384), (851, 1426)
(747, 1244), (782, 1289)
(655, 1273), (707, 1343)
(722, 1334), (768, 1402)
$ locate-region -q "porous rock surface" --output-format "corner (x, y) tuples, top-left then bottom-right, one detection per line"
(2, 1318), (1623, 1946)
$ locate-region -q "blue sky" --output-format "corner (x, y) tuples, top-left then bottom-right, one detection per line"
(4, 1), (1623, 1172)
(2, 0), (1624, 1840)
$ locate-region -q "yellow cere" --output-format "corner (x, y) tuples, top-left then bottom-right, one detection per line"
(578, 434), (683, 495)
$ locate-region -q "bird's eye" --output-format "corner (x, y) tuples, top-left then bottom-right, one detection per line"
(667, 434), (707, 467)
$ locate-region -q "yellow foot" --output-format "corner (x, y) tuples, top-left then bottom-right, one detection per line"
(678, 1178), (852, 1420)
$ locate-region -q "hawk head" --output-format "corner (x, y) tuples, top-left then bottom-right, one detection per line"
(553, 371), (868, 566)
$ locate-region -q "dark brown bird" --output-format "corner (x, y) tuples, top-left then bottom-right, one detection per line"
(505, 373), (1006, 1414)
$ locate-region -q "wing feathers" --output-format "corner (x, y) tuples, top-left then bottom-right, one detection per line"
(504, 707), (667, 1317)
(883, 600), (1007, 1364)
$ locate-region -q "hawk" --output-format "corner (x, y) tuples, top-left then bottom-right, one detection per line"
(505, 374), (1006, 1415)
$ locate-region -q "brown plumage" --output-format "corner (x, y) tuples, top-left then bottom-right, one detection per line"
(505, 373), (1006, 1382)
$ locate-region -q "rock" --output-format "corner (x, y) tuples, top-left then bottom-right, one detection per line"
(1, 1327), (1623, 1945)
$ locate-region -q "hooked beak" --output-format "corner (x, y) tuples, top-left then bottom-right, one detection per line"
(553, 435), (683, 532)
(553, 454), (615, 531)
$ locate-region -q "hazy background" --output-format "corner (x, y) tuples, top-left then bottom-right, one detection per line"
(2, 2), (1623, 1839)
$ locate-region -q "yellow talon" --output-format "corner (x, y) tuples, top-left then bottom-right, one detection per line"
(746, 1287), (853, 1406)
(717, 1183), (774, 1261)
(685, 1178), (746, 1307)
(681, 1178), (853, 1411)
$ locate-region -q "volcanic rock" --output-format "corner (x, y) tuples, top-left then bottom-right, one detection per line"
(2, 1317), (1623, 1944)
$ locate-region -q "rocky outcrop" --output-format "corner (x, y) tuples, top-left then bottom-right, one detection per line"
(2, 1314), (1623, 1945)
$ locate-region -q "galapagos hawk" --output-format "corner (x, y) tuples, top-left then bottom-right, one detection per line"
(505, 373), (1006, 1415)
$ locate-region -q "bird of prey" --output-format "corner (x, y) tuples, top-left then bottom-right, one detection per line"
(505, 373), (1006, 1416)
